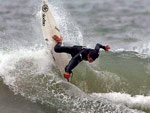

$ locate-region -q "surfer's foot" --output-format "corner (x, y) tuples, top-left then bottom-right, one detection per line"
(52, 35), (63, 42)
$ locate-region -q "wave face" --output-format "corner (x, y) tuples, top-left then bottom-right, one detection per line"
(0, 0), (150, 112)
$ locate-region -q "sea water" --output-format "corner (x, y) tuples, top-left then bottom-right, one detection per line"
(0, 0), (150, 112)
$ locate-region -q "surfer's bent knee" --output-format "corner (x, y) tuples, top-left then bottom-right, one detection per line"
(54, 46), (61, 52)
(54, 43), (62, 52)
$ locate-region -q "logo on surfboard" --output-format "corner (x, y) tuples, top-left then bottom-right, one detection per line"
(42, 13), (46, 26)
(42, 4), (49, 12)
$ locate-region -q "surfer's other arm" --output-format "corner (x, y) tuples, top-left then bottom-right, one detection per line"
(64, 53), (82, 81)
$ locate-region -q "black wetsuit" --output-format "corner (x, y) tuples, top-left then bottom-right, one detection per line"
(54, 43), (106, 74)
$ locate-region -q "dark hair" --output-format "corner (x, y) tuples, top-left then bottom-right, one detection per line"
(89, 51), (99, 60)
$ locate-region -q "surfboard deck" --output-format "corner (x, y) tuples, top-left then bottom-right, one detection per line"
(41, 0), (69, 76)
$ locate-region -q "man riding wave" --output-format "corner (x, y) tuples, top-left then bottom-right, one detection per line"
(52, 35), (110, 82)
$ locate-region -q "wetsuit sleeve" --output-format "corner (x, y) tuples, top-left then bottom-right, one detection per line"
(65, 53), (82, 74)
(95, 43), (106, 53)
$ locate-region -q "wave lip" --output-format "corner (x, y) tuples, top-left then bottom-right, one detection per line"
(91, 92), (150, 112)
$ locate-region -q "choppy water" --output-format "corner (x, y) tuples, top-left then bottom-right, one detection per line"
(0, 0), (150, 113)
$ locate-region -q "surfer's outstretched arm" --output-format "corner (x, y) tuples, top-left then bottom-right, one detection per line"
(95, 43), (110, 52)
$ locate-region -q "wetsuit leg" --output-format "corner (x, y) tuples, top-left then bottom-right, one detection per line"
(54, 43), (74, 54)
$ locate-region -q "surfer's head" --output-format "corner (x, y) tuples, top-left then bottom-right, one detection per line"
(88, 51), (99, 63)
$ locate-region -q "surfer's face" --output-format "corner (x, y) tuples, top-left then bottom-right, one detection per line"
(88, 55), (94, 63)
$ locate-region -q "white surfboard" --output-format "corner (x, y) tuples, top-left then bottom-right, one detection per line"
(41, 0), (69, 75)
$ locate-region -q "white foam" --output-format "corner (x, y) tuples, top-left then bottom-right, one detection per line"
(131, 43), (150, 55)
(0, 47), (55, 86)
(91, 92), (150, 110)
(113, 42), (150, 59)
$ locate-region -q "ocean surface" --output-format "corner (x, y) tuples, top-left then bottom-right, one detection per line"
(0, 0), (150, 113)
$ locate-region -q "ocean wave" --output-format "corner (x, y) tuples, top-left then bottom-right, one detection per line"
(0, 47), (143, 113)
(91, 92), (150, 112)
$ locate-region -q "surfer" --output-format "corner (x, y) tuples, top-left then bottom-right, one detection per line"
(52, 35), (110, 82)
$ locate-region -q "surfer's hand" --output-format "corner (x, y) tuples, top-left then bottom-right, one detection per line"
(64, 72), (71, 82)
(105, 45), (110, 51)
